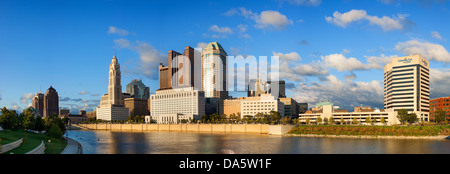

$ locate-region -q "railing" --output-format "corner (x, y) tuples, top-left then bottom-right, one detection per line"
(26, 141), (45, 154)
(0, 138), (23, 154)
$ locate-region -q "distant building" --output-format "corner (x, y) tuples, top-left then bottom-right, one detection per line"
(218, 99), (241, 118)
(429, 96), (450, 122)
(125, 98), (149, 117)
(158, 46), (199, 90)
(298, 104), (398, 125)
(43, 86), (59, 117)
(126, 79), (150, 99)
(248, 79), (286, 98)
(67, 114), (87, 124)
(219, 94), (284, 119)
(150, 87), (205, 124)
(59, 109), (70, 117)
(32, 93), (44, 117)
(298, 103), (308, 114)
(279, 98), (299, 118)
(96, 54), (129, 121)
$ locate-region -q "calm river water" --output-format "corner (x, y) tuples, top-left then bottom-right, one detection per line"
(67, 130), (450, 154)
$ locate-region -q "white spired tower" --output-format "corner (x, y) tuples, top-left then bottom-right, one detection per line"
(97, 54), (129, 121)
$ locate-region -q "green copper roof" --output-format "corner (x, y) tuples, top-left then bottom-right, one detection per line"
(315, 101), (333, 108)
(206, 42), (225, 51)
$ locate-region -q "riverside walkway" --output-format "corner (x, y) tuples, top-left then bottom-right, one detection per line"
(60, 137), (82, 154)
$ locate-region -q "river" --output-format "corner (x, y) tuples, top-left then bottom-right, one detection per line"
(67, 130), (450, 154)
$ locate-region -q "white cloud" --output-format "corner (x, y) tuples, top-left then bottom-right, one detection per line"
(20, 93), (34, 104)
(430, 68), (450, 98)
(431, 31), (443, 40)
(209, 25), (233, 34)
(395, 39), (450, 62)
(107, 26), (129, 36)
(291, 75), (384, 109)
(365, 14), (405, 31)
(196, 42), (209, 51)
(325, 9), (367, 27)
(272, 51), (301, 62)
(79, 91), (89, 95)
(224, 8), (292, 31)
(325, 9), (413, 31)
(135, 41), (167, 79)
(113, 38), (130, 48)
(321, 54), (380, 71)
(255, 11), (293, 30)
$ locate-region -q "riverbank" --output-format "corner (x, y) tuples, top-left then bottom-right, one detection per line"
(287, 125), (450, 140)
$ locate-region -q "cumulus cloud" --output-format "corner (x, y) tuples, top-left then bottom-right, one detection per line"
(395, 39), (450, 63)
(325, 9), (367, 27)
(224, 8), (293, 31)
(430, 68), (450, 98)
(325, 9), (414, 31)
(135, 41), (167, 79)
(272, 51), (301, 62)
(291, 75), (384, 109)
(321, 54), (380, 71)
(107, 26), (129, 36)
(209, 25), (233, 34)
(255, 11), (293, 30)
(20, 93), (34, 104)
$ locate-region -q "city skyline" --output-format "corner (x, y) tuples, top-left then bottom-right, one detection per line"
(1, 0), (450, 113)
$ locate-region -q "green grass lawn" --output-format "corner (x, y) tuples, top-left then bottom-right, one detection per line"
(288, 125), (450, 137)
(0, 129), (67, 154)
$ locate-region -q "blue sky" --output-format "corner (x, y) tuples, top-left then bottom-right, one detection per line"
(1, 0), (450, 113)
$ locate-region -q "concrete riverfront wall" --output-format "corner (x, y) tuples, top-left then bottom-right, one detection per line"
(69, 123), (281, 134)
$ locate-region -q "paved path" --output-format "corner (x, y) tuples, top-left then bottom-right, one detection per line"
(60, 137), (82, 154)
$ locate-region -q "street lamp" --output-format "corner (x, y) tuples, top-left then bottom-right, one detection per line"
(48, 138), (51, 154)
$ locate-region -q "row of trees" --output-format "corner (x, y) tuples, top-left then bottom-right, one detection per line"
(302, 116), (388, 125)
(196, 111), (284, 124)
(0, 107), (67, 138)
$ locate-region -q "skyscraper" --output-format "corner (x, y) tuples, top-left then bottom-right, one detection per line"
(126, 79), (150, 99)
(384, 54), (429, 121)
(201, 42), (228, 100)
(32, 93), (44, 117)
(158, 46), (200, 90)
(43, 86), (59, 117)
(125, 79), (150, 117)
(97, 54), (129, 121)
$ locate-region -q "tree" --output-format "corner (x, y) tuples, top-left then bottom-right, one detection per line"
(47, 125), (63, 138)
(305, 117), (310, 125)
(397, 109), (409, 125)
(380, 117), (386, 125)
(352, 117), (359, 125)
(323, 117), (328, 125)
(406, 113), (418, 125)
(365, 116), (372, 125)
(340, 118), (344, 125)
(329, 117), (334, 125)
(21, 107), (36, 130)
(316, 117), (322, 125)
(269, 111), (281, 124)
(434, 108), (447, 124)
(0, 107), (19, 129)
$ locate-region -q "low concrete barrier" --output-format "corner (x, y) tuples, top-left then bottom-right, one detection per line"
(0, 138), (23, 154)
(70, 123), (279, 134)
(26, 140), (45, 154)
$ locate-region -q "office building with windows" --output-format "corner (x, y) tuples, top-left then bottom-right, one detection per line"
(384, 55), (429, 122)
